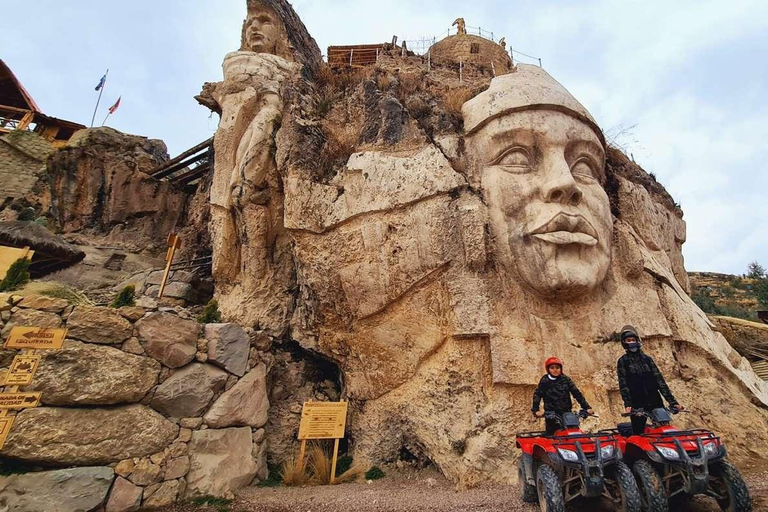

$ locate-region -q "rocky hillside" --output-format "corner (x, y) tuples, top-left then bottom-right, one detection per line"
(690, 271), (765, 321)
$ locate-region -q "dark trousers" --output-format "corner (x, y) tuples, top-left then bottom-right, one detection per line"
(545, 418), (560, 435)
(631, 414), (648, 435)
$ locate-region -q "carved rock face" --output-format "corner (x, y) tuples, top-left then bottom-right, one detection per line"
(468, 110), (612, 299)
(244, 6), (281, 53)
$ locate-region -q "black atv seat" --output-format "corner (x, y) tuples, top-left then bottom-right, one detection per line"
(617, 422), (633, 437)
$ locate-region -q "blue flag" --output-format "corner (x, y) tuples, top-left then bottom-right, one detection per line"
(95, 74), (106, 91)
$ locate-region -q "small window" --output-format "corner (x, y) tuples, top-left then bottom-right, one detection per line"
(470, 43), (480, 54)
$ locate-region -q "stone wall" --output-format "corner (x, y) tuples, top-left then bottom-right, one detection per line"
(429, 34), (513, 73)
(0, 293), (270, 511)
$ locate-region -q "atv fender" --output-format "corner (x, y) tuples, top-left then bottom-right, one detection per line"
(520, 452), (536, 486)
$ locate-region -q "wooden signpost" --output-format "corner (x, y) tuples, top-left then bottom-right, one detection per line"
(158, 233), (181, 299)
(0, 325), (65, 449)
(298, 400), (348, 483)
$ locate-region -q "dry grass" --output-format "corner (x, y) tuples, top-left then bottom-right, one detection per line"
(281, 444), (363, 487)
(308, 444), (333, 484)
(319, 122), (360, 175)
(397, 72), (423, 96)
(441, 87), (474, 115)
(376, 73), (393, 90)
(280, 452), (310, 487)
(17, 281), (94, 306)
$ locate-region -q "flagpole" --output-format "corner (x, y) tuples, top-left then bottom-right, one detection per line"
(90, 68), (108, 128)
(101, 112), (111, 127)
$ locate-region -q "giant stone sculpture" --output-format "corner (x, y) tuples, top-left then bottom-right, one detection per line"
(204, 2), (768, 486)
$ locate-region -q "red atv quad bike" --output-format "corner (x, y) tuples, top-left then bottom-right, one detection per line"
(516, 410), (641, 512)
(604, 407), (752, 512)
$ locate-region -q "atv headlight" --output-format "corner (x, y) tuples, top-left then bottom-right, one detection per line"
(557, 448), (579, 462)
(600, 445), (615, 458)
(703, 441), (719, 457)
(656, 446), (680, 460)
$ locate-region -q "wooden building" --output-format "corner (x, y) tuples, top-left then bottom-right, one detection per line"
(0, 59), (84, 148)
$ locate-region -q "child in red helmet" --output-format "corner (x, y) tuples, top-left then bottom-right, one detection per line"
(532, 357), (594, 435)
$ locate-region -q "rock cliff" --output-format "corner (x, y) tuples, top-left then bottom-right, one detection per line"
(198, 1), (768, 486)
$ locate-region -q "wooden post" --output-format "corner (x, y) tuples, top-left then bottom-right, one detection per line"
(330, 438), (340, 484)
(298, 438), (307, 467)
(158, 234), (180, 299)
(17, 112), (34, 131)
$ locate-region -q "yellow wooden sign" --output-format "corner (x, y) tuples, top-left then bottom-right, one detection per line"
(0, 416), (14, 450)
(4, 355), (42, 386)
(0, 392), (41, 409)
(5, 326), (67, 350)
(298, 401), (348, 440)
(0, 246), (34, 280)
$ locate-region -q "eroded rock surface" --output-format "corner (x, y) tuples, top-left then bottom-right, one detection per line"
(150, 363), (228, 418)
(1, 405), (177, 465)
(0, 466), (114, 512)
(204, 363), (269, 428)
(185, 427), (257, 499)
(26, 340), (159, 405)
(136, 312), (198, 368)
(66, 306), (133, 344)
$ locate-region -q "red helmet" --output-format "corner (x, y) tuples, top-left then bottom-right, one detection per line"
(544, 357), (563, 370)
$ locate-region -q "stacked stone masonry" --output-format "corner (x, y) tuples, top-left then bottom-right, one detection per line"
(0, 293), (271, 511)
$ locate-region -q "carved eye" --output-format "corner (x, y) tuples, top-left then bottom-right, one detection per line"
(571, 158), (598, 181)
(493, 147), (532, 173)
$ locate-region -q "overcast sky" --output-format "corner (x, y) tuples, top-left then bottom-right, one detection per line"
(4, 0), (767, 274)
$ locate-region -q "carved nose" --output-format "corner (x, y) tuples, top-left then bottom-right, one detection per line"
(542, 158), (582, 206)
(548, 186), (582, 206)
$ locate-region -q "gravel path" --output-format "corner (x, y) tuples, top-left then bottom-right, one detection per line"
(172, 468), (768, 512)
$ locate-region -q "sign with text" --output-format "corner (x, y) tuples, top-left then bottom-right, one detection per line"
(5, 326), (67, 350)
(0, 417), (14, 450)
(5, 355), (42, 386)
(0, 392), (41, 409)
(298, 401), (348, 440)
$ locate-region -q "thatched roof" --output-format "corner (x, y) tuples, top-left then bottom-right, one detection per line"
(0, 221), (85, 277)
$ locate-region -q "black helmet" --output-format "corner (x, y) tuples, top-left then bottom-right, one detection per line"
(620, 325), (642, 351)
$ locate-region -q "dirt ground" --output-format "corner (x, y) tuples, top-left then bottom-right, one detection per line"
(171, 467), (768, 512)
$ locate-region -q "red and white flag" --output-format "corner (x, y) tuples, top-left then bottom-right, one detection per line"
(108, 96), (121, 114)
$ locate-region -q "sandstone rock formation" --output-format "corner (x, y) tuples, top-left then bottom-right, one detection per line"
(1, 405), (178, 465)
(136, 311), (199, 368)
(0, 466), (114, 512)
(204, 363), (269, 428)
(48, 127), (186, 250)
(65, 305), (134, 344)
(25, 340), (159, 405)
(185, 427), (258, 499)
(105, 476), (143, 512)
(150, 363), (228, 418)
(202, 5), (768, 485)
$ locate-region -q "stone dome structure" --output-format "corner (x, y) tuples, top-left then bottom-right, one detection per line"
(429, 34), (512, 73)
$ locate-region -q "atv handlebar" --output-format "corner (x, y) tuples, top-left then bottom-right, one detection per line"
(621, 406), (684, 418)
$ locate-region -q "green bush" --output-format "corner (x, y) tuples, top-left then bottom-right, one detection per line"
(197, 299), (222, 323)
(0, 258), (31, 292)
(110, 285), (136, 308)
(691, 288), (716, 314)
(747, 261), (766, 280)
(17, 207), (36, 222)
(365, 466), (385, 480)
(335, 454), (353, 477)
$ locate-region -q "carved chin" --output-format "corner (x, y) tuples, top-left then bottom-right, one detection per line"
(513, 247), (610, 300)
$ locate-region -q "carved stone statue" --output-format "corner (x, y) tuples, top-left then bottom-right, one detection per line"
(204, 4), (768, 485)
(499, 37), (506, 49)
(464, 65), (612, 301)
(198, 0), (320, 335)
(452, 17), (466, 35)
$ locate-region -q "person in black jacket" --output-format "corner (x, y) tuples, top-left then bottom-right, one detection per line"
(532, 356), (594, 435)
(617, 325), (684, 434)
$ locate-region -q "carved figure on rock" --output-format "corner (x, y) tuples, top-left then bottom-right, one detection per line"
(452, 17), (466, 35)
(198, 0), (321, 335)
(464, 65), (612, 301)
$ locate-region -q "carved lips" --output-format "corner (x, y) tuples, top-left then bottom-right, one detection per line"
(528, 212), (599, 246)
